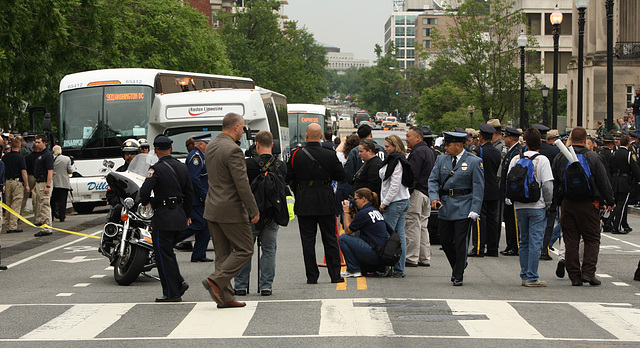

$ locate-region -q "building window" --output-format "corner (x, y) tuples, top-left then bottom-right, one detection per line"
(395, 16), (405, 25)
(526, 51), (542, 73)
(406, 38), (415, 47)
(406, 26), (415, 36)
(544, 13), (573, 36)
(406, 49), (415, 59)
(423, 40), (432, 48)
(407, 15), (416, 24)
(396, 38), (405, 48)
(423, 18), (437, 25)
(423, 28), (432, 37)
(527, 13), (541, 35)
(406, 60), (414, 67)
(628, 86), (636, 106)
(395, 27), (405, 36)
(396, 49), (406, 59)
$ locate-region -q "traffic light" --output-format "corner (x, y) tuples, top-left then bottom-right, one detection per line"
(395, 89), (399, 96)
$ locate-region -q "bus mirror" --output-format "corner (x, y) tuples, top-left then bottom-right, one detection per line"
(43, 113), (52, 132)
(272, 139), (281, 155)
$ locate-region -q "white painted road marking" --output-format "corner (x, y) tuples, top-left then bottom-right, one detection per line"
(169, 302), (258, 338)
(5, 230), (101, 269)
(319, 299), (393, 336)
(612, 282), (630, 287)
(570, 302), (640, 341)
(56, 293), (73, 297)
(52, 256), (101, 264)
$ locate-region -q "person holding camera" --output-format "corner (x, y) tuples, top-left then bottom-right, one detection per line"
(351, 139), (382, 196)
(339, 188), (389, 278)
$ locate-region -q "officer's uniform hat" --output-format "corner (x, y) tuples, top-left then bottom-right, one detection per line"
(504, 127), (522, 137)
(465, 128), (479, 138)
(547, 129), (560, 140)
(479, 123), (496, 136)
(422, 126), (434, 138)
(153, 135), (173, 150)
(193, 133), (211, 143)
(122, 138), (140, 153)
(487, 118), (502, 130)
(443, 131), (468, 143)
(532, 124), (550, 137)
(454, 127), (466, 133)
(138, 138), (150, 149)
(601, 133), (615, 143)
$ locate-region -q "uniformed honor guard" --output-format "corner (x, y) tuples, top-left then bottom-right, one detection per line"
(140, 135), (194, 302)
(500, 127), (523, 256)
(469, 124), (501, 257)
(611, 134), (640, 234)
(428, 132), (484, 286)
(599, 133), (616, 232)
(176, 134), (213, 262)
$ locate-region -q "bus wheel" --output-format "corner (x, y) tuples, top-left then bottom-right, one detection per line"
(73, 203), (95, 214)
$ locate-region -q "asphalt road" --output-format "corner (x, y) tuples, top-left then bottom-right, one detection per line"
(1, 201), (640, 347)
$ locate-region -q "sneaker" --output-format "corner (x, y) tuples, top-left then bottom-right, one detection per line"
(379, 266), (393, 277)
(521, 279), (526, 286)
(392, 273), (405, 278)
(340, 271), (362, 278)
(524, 279), (547, 287)
(34, 230), (52, 237)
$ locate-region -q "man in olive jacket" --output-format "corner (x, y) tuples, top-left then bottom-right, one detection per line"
(202, 113), (260, 309)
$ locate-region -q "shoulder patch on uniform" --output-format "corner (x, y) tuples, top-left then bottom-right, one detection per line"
(147, 168), (155, 178)
(192, 157), (200, 166)
(633, 153), (638, 163)
(480, 162), (484, 169)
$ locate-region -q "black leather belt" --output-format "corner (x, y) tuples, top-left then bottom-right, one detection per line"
(615, 173), (629, 177)
(439, 189), (473, 197)
(298, 180), (329, 186)
(158, 197), (183, 208)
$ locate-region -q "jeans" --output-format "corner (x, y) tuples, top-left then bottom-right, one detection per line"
(234, 221), (278, 291)
(339, 233), (381, 273)
(384, 199), (409, 274)
(516, 208), (547, 282)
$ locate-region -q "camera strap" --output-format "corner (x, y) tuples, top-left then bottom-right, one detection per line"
(301, 147), (331, 181)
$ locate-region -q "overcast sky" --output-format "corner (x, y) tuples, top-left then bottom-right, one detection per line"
(285, 0), (394, 64)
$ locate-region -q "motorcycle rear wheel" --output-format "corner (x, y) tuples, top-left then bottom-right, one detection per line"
(114, 244), (147, 285)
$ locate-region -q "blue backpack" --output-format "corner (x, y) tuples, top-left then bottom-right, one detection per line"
(563, 152), (593, 201)
(506, 153), (541, 203)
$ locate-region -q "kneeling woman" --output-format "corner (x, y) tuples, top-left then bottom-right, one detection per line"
(339, 188), (389, 277)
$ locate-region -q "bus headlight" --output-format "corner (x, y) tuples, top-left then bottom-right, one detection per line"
(137, 203), (154, 219)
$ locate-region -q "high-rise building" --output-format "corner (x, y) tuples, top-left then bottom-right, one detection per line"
(186, 0), (288, 27)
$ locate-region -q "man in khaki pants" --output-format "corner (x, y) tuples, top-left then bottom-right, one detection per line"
(3, 138), (30, 233)
(32, 135), (54, 237)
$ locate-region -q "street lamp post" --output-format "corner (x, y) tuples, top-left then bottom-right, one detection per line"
(467, 105), (475, 124)
(518, 30), (528, 128)
(606, 0), (614, 131)
(575, 0), (590, 127)
(541, 85), (550, 126)
(550, 5), (563, 129)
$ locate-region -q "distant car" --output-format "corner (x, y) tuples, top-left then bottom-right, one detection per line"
(375, 112), (388, 125)
(358, 120), (374, 128)
(339, 113), (351, 121)
(355, 112), (372, 126)
(406, 115), (414, 127)
(382, 116), (399, 129)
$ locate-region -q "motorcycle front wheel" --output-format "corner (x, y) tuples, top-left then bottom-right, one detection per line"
(114, 243), (148, 285)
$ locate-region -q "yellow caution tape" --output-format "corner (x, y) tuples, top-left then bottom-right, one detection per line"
(0, 201), (100, 239)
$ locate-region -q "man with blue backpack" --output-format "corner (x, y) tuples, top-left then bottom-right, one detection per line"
(506, 128), (554, 287)
(551, 127), (615, 287)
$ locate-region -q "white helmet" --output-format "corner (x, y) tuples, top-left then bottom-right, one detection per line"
(138, 138), (150, 149)
(121, 139), (140, 153)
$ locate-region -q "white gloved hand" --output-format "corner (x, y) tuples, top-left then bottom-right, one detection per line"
(468, 211), (480, 221)
(505, 198), (512, 205)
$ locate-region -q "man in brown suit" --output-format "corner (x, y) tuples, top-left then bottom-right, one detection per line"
(202, 113), (260, 309)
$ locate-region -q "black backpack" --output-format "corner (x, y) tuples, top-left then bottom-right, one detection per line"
(250, 156), (289, 230)
(506, 153), (541, 203)
(563, 152), (594, 201)
(363, 222), (402, 266)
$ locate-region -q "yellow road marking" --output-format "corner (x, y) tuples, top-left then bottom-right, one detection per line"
(357, 276), (367, 290)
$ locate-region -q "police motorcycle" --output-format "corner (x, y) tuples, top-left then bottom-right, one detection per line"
(99, 153), (158, 285)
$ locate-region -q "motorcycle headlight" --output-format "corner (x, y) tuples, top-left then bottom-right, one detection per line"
(123, 197), (135, 210)
(137, 203), (154, 219)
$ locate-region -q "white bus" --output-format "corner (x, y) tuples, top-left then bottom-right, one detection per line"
(58, 68), (258, 213)
(287, 104), (328, 148)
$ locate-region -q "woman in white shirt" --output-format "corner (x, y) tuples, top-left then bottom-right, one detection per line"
(379, 134), (411, 277)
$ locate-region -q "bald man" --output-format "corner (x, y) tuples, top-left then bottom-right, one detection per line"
(287, 123), (346, 284)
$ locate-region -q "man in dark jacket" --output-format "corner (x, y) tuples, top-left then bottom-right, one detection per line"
(344, 124), (385, 183)
(404, 127), (435, 269)
(469, 124), (501, 257)
(599, 134), (616, 232)
(552, 127), (615, 286)
(140, 135), (194, 302)
(611, 134), (640, 234)
(287, 123), (346, 284)
(500, 127), (523, 256)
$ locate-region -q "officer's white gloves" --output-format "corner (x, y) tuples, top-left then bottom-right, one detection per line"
(505, 198), (512, 205)
(468, 211), (480, 221)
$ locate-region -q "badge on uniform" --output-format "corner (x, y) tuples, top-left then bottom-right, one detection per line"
(147, 169), (155, 178)
(461, 162), (468, 171)
(192, 157), (200, 166)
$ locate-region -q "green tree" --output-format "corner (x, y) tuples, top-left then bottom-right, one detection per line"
(358, 44), (404, 114)
(218, 0), (327, 103)
(0, 0), (232, 130)
(424, 0), (535, 123)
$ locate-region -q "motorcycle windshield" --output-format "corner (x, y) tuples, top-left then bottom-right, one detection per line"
(127, 153), (158, 176)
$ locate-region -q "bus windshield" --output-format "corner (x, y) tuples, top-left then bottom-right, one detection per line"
(60, 85), (152, 156)
(288, 112), (325, 146)
(164, 126), (250, 156)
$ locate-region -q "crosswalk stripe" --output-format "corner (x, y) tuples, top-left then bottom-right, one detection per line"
(570, 302), (640, 341)
(0, 305), (10, 314)
(446, 300), (544, 339)
(20, 303), (134, 340)
(168, 302), (258, 338)
(319, 299), (393, 336)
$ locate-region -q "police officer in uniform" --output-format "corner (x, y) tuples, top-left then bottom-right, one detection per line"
(428, 132), (484, 286)
(500, 127), (523, 256)
(599, 134), (616, 232)
(286, 123), (346, 284)
(469, 124), (501, 257)
(106, 139), (140, 223)
(611, 134), (640, 234)
(176, 134), (212, 262)
(140, 135), (193, 302)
